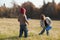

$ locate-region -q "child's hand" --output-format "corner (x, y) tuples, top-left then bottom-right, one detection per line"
(18, 19), (20, 22)
(27, 22), (29, 25)
(26, 22), (29, 25)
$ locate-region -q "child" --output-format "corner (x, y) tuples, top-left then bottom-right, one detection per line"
(39, 14), (52, 35)
(18, 7), (29, 38)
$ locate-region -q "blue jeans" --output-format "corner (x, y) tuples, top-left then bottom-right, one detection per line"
(39, 25), (51, 35)
(19, 24), (28, 37)
(39, 27), (49, 35)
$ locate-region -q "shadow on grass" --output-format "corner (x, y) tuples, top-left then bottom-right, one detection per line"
(0, 36), (20, 40)
(0, 35), (32, 40)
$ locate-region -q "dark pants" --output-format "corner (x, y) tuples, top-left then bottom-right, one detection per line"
(39, 27), (49, 35)
(19, 24), (28, 37)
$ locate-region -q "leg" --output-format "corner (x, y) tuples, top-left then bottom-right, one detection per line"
(24, 29), (28, 38)
(19, 26), (23, 37)
(23, 25), (28, 38)
(46, 30), (49, 36)
(39, 28), (45, 35)
(46, 25), (51, 36)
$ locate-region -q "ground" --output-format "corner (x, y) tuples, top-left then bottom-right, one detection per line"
(0, 18), (60, 40)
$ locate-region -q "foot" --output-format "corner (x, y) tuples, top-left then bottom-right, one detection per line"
(24, 36), (28, 38)
(39, 33), (41, 35)
(39, 33), (43, 35)
(19, 36), (22, 38)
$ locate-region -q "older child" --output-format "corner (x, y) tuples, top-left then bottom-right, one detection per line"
(18, 7), (29, 38)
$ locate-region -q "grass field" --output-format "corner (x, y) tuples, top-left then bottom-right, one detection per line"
(0, 18), (60, 40)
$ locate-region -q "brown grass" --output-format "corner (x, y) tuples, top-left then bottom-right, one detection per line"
(0, 18), (60, 40)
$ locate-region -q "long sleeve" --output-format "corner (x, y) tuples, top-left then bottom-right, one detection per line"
(46, 17), (52, 25)
(40, 20), (45, 28)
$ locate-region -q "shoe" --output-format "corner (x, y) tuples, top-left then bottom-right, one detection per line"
(24, 36), (28, 38)
(39, 33), (42, 35)
(19, 36), (22, 38)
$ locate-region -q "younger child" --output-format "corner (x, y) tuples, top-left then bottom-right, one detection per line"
(39, 14), (52, 35)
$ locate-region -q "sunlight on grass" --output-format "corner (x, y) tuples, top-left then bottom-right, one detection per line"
(0, 18), (60, 40)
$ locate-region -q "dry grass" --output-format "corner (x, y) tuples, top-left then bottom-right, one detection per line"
(0, 18), (60, 40)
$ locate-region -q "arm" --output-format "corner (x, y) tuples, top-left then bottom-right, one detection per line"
(18, 15), (20, 22)
(40, 20), (45, 28)
(24, 15), (29, 25)
(46, 17), (52, 25)
(25, 20), (29, 25)
(40, 21), (42, 27)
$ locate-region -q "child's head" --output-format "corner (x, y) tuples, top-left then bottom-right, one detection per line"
(20, 7), (26, 15)
(40, 14), (46, 20)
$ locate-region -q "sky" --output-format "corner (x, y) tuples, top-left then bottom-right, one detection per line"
(0, 0), (60, 8)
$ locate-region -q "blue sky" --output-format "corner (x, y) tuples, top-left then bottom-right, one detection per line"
(0, 0), (60, 8)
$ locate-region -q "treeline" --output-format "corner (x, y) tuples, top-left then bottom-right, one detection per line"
(0, 1), (60, 20)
